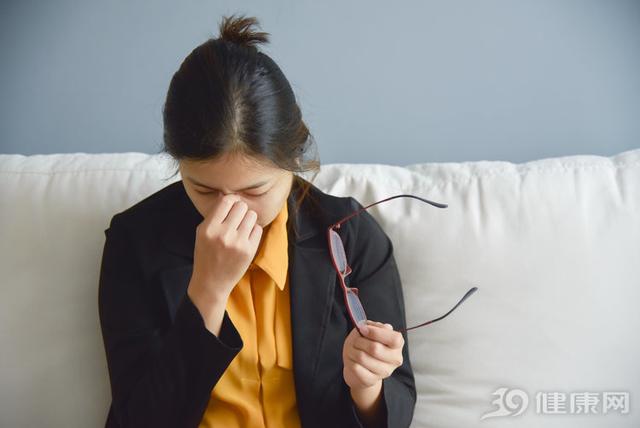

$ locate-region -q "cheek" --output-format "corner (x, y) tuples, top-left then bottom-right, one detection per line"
(188, 191), (223, 219)
(253, 206), (270, 227)
(251, 201), (280, 228)
(193, 199), (213, 219)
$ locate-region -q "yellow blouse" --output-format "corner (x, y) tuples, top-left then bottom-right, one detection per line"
(199, 198), (301, 428)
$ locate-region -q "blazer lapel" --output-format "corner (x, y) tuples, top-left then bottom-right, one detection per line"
(158, 178), (342, 401)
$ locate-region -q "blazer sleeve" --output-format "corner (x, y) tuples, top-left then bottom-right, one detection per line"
(345, 197), (418, 428)
(98, 214), (243, 428)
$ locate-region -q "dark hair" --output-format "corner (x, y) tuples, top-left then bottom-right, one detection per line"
(158, 14), (320, 236)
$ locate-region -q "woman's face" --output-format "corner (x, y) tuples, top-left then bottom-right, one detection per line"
(179, 152), (294, 229)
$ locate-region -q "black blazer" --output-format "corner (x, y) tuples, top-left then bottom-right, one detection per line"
(98, 177), (416, 428)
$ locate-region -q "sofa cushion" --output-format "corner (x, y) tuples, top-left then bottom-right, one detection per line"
(1, 149), (639, 427)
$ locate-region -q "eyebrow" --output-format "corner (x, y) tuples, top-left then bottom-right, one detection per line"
(187, 177), (270, 192)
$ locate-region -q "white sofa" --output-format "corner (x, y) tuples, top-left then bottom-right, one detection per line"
(1, 149), (639, 428)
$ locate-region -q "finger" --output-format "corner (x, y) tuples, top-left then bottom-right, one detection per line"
(366, 321), (394, 331)
(358, 323), (370, 336)
(365, 320), (385, 327)
(365, 320), (393, 330)
(248, 223), (263, 245)
(236, 209), (258, 238)
(348, 346), (395, 378)
(206, 195), (241, 225)
(353, 336), (402, 366)
(361, 322), (405, 349)
(222, 200), (249, 230)
(348, 359), (379, 387)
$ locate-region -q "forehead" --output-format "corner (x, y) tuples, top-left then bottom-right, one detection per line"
(179, 152), (281, 183)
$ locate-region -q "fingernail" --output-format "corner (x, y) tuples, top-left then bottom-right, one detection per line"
(384, 323), (393, 329)
(360, 325), (369, 335)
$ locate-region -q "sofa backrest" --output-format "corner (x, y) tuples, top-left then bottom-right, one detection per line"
(1, 150), (639, 427)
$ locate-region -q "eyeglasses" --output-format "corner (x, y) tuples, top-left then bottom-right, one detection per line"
(327, 194), (479, 335)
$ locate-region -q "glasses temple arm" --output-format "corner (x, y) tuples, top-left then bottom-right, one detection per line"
(402, 286), (478, 332)
(334, 194), (448, 228)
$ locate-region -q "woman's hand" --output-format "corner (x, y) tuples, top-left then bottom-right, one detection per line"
(187, 194), (263, 335)
(342, 320), (405, 426)
(188, 194), (263, 304)
(342, 320), (405, 390)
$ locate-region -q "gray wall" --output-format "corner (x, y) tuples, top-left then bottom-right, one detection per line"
(1, 0), (639, 164)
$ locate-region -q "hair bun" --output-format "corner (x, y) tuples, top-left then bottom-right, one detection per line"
(218, 14), (270, 48)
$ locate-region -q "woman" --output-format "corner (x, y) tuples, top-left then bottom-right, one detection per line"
(98, 14), (416, 428)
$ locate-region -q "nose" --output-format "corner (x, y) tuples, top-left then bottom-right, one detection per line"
(218, 192), (245, 205)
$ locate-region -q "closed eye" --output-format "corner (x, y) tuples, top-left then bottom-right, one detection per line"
(195, 189), (269, 197)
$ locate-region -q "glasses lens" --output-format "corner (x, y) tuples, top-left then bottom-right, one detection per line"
(346, 289), (367, 324)
(329, 229), (348, 274)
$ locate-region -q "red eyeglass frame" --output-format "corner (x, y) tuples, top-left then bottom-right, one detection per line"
(326, 194), (479, 336)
